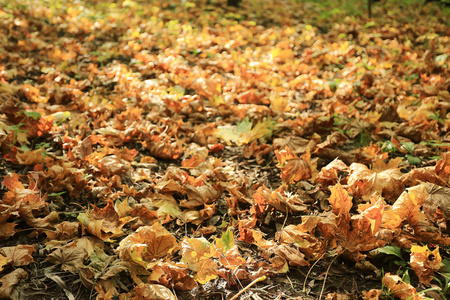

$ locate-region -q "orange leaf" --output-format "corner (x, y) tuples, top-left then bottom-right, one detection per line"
(382, 273), (423, 300)
(275, 147), (311, 183)
(410, 245), (441, 284)
(118, 223), (178, 268)
(329, 183), (352, 219)
(77, 199), (132, 241)
(180, 237), (218, 284)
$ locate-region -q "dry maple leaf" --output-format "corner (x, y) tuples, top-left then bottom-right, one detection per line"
(361, 289), (381, 300)
(15, 148), (49, 165)
(180, 237), (218, 284)
(410, 245), (441, 284)
(275, 146), (311, 184)
(262, 244), (310, 269)
(382, 273), (423, 300)
(181, 144), (209, 168)
(118, 222), (178, 268)
(315, 131), (348, 150)
(19, 207), (59, 230)
(435, 152), (450, 181)
(2, 173), (47, 210)
(383, 184), (428, 230)
(214, 230), (246, 271)
(0, 214), (16, 240)
(315, 158), (348, 186)
(347, 162), (404, 203)
(253, 185), (308, 215)
(0, 268), (28, 299)
(128, 283), (177, 300)
(78, 199), (132, 241)
(0, 245), (35, 267)
(276, 224), (326, 259)
(47, 242), (88, 273)
(147, 140), (183, 160)
(181, 181), (221, 208)
(328, 183), (352, 219)
(149, 262), (198, 291)
(423, 184), (449, 219)
(97, 155), (131, 177)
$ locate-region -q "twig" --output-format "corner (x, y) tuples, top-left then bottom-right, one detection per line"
(302, 251), (326, 293)
(230, 275), (266, 300)
(319, 255), (338, 300)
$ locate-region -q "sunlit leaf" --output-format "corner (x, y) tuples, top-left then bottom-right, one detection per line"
(118, 223), (178, 268)
(180, 237), (218, 284)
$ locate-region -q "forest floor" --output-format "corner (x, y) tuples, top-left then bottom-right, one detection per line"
(0, 0), (450, 299)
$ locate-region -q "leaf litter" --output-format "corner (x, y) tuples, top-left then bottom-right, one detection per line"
(0, 0), (449, 299)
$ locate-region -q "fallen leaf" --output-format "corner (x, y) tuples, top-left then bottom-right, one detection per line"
(0, 268), (28, 299)
(382, 273), (423, 300)
(118, 222), (178, 268)
(77, 199), (132, 241)
(47, 242), (88, 273)
(128, 283), (177, 300)
(0, 245), (35, 267)
(410, 245), (441, 284)
(180, 237), (218, 284)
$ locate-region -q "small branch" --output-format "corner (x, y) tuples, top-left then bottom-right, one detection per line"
(319, 255), (338, 300)
(230, 275), (267, 300)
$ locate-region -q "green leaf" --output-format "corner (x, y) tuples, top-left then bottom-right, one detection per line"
(49, 191), (66, 197)
(237, 117), (252, 133)
(376, 245), (403, 260)
(442, 259), (450, 272)
(406, 154), (421, 165)
(402, 269), (410, 284)
(401, 142), (415, 153)
(24, 111), (41, 120)
(218, 230), (234, 252)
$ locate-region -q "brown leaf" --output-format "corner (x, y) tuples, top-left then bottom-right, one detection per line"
(128, 283), (177, 300)
(181, 182), (221, 208)
(347, 163), (404, 202)
(98, 155), (131, 177)
(263, 244), (309, 267)
(329, 183), (352, 219)
(0, 268), (28, 299)
(316, 131), (348, 149)
(149, 262), (198, 291)
(362, 289), (381, 300)
(147, 140), (183, 160)
(436, 152), (450, 180)
(423, 183), (450, 221)
(276, 224), (325, 259)
(118, 222), (178, 267)
(77, 199), (131, 241)
(382, 273), (423, 300)
(254, 186), (308, 214)
(410, 245), (441, 284)
(45, 221), (80, 240)
(0, 214), (16, 240)
(0, 245), (35, 267)
(400, 167), (446, 187)
(181, 144), (208, 168)
(315, 158), (348, 186)
(273, 134), (320, 155)
(47, 242), (88, 273)
(275, 147), (311, 183)
(19, 208), (59, 229)
(180, 237), (218, 284)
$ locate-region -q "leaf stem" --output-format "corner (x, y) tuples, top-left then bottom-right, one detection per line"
(230, 275), (266, 300)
